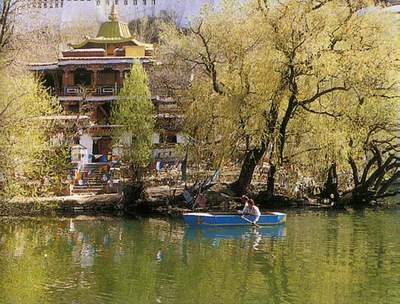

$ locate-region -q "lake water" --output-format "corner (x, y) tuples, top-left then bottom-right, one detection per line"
(0, 209), (399, 304)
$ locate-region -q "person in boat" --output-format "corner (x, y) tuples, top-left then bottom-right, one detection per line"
(238, 195), (261, 223)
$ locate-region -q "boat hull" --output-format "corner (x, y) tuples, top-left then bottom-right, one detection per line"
(183, 212), (286, 226)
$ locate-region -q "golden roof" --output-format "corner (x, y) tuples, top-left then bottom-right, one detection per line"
(70, 4), (153, 50)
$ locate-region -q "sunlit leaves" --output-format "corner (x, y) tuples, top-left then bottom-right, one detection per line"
(111, 64), (155, 173)
(0, 74), (64, 197)
(160, 0), (399, 192)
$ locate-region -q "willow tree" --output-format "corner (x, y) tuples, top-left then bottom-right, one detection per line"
(160, 0), (399, 199)
(0, 0), (72, 198)
(253, 0), (399, 202)
(282, 85), (399, 203)
(0, 74), (67, 197)
(245, 0), (398, 198)
(160, 1), (282, 190)
(111, 64), (155, 181)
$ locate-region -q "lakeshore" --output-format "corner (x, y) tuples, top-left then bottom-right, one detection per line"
(1, 182), (398, 217)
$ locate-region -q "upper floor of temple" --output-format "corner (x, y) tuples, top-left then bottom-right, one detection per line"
(29, 5), (155, 99)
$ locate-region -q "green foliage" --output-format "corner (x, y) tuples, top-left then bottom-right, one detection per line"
(111, 64), (155, 177)
(161, 1), (276, 167)
(160, 0), (399, 195)
(0, 73), (69, 198)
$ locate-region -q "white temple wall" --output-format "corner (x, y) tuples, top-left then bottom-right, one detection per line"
(176, 133), (186, 144)
(20, 0), (220, 29)
(152, 132), (160, 144)
(79, 134), (93, 163)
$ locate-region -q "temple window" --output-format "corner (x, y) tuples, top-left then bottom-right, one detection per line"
(133, 0), (137, 4)
(73, 69), (92, 87)
(167, 135), (177, 144)
(98, 69), (117, 86)
(143, 0), (146, 5)
(160, 134), (177, 144)
(151, 0), (155, 4)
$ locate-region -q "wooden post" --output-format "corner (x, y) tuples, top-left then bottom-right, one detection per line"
(62, 69), (70, 95)
(117, 69), (124, 92)
(92, 69), (98, 94)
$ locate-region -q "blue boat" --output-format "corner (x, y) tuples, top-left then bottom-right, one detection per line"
(183, 212), (286, 226)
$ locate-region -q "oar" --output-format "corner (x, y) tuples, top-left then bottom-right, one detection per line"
(241, 215), (261, 228)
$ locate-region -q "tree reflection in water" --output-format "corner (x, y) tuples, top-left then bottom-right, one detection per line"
(0, 211), (398, 304)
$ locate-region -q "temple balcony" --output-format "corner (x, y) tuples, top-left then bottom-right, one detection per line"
(63, 85), (120, 97)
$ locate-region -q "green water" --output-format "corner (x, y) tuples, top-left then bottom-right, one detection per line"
(0, 210), (399, 304)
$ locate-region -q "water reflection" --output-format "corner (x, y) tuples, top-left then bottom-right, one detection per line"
(185, 225), (286, 241)
(0, 211), (399, 304)
(184, 225), (286, 250)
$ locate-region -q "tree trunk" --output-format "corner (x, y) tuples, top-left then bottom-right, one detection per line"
(233, 144), (267, 195)
(266, 162), (276, 198)
(321, 162), (339, 201)
(232, 100), (280, 195)
(256, 95), (295, 199)
(278, 94), (296, 162)
(348, 156), (359, 187)
(338, 150), (398, 206)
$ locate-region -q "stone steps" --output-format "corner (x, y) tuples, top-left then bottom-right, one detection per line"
(71, 187), (104, 195)
(73, 184), (105, 189)
(71, 163), (111, 196)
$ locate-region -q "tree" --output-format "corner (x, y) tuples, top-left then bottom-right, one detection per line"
(111, 64), (155, 182)
(0, 1), (76, 198)
(160, 1), (280, 193)
(254, 0), (398, 201)
(0, 73), (67, 197)
(316, 96), (400, 205)
(0, 0), (18, 54)
(160, 0), (399, 202)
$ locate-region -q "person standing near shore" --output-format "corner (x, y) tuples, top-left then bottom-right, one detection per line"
(238, 195), (261, 223)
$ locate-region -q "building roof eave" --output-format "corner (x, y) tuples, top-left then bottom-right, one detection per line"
(28, 56), (154, 72)
(28, 63), (59, 71)
(58, 57), (153, 66)
(69, 37), (154, 50)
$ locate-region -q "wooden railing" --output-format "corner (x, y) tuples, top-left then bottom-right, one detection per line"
(63, 85), (120, 96)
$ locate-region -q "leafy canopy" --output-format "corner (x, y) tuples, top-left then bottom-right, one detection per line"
(111, 64), (155, 171)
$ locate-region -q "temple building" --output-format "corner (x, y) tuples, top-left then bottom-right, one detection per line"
(29, 6), (184, 195)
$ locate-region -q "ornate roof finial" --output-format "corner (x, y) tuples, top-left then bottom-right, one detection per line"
(109, 3), (119, 22)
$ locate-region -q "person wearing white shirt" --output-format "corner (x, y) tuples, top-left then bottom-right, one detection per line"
(238, 195), (261, 223)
